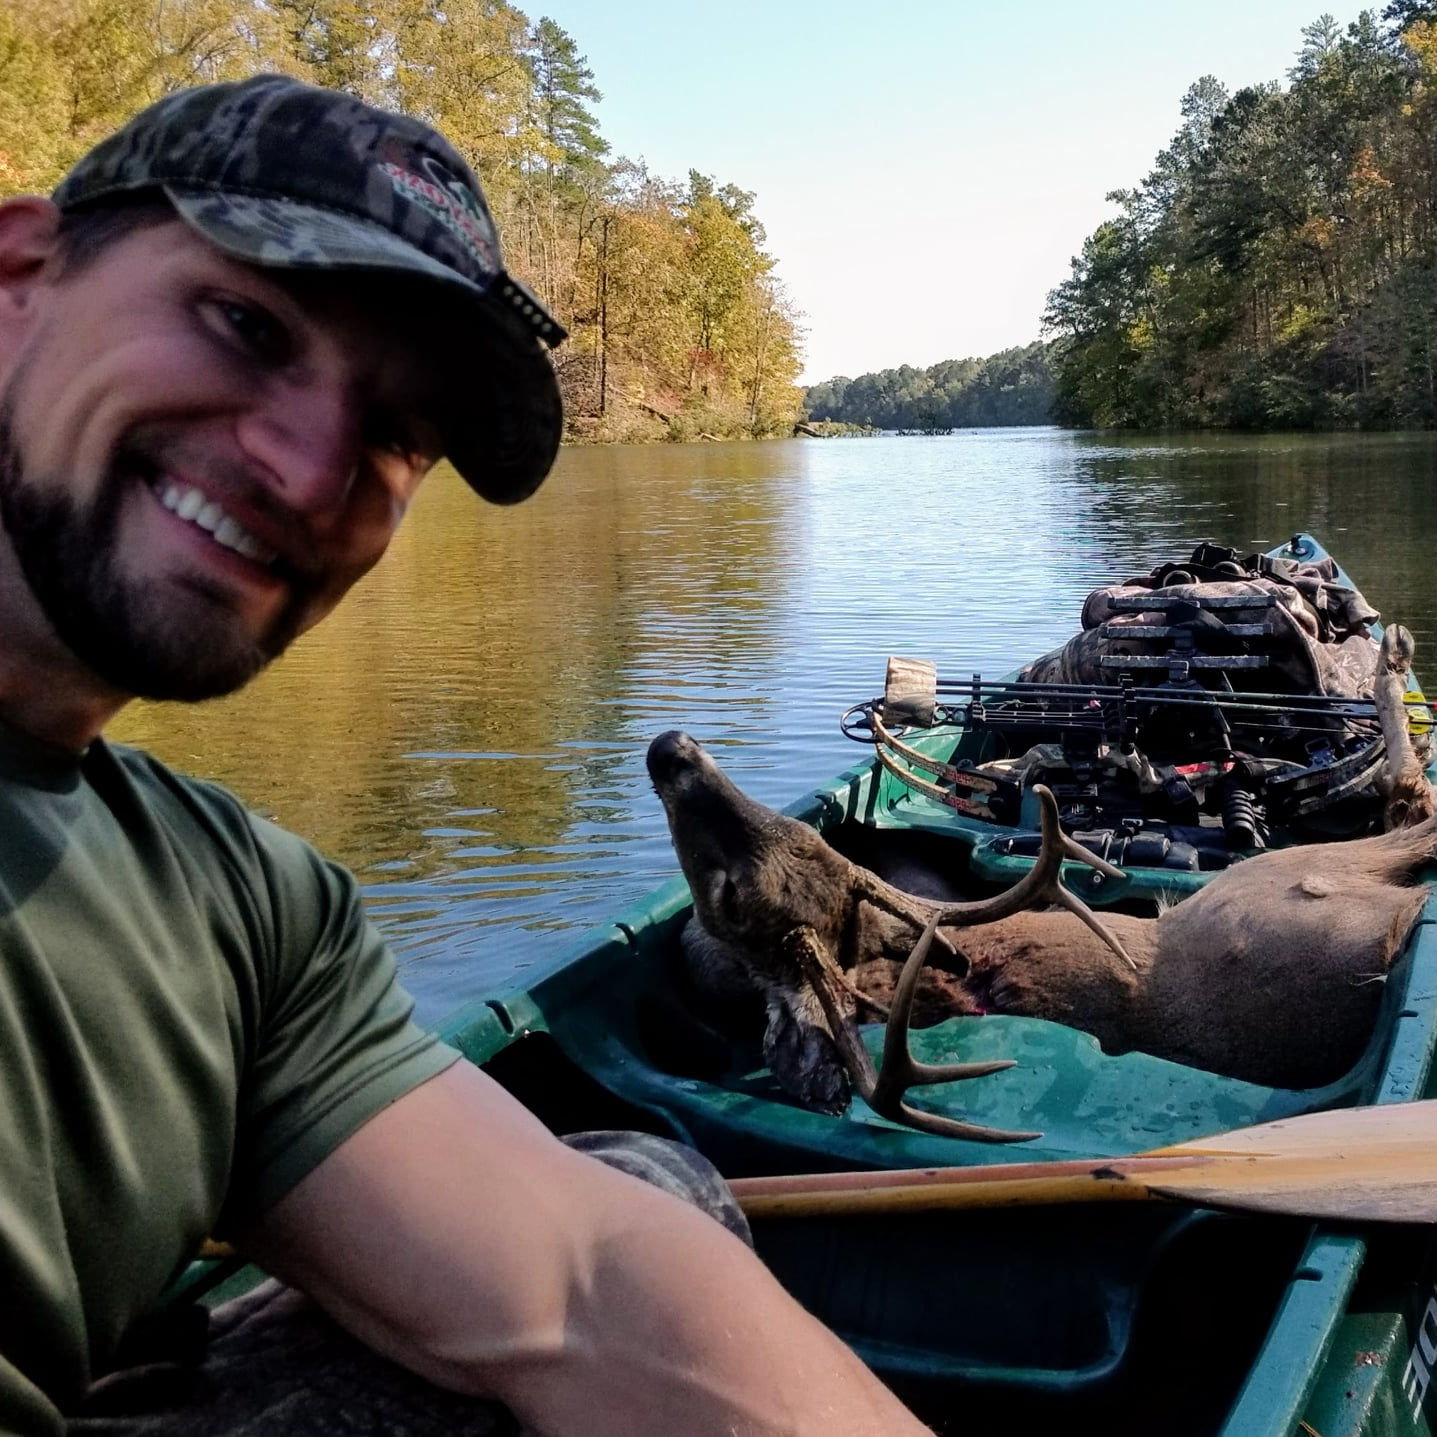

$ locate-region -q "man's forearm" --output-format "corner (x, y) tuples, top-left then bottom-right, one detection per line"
(243, 1063), (932, 1437)
(463, 1163), (931, 1437)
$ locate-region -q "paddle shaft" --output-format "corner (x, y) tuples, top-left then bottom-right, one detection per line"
(733, 1155), (1186, 1218)
(728, 1099), (1437, 1224)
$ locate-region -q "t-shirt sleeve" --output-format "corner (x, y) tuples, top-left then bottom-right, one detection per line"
(220, 812), (460, 1227)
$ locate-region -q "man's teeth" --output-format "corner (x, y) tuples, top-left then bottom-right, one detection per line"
(155, 483), (278, 565)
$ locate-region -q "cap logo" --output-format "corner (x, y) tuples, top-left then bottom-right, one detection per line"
(381, 159), (497, 270)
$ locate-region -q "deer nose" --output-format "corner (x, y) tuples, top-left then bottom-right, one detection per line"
(647, 730), (697, 784)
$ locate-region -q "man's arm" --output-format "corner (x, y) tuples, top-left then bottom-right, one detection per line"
(236, 1059), (932, 1437)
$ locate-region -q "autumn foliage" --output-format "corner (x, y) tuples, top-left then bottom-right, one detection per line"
(0, 0), (804, 441)
(1045, 7), (1437, 430)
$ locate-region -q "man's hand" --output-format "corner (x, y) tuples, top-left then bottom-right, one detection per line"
(237, 1060), (932, 1437)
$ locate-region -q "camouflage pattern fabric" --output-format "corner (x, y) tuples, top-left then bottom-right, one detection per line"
(69, 1282), (522, 1436)
(53, 74), (564, 505)
(563, 1129), (752, 1245)
(1020, 555), (1383, 702)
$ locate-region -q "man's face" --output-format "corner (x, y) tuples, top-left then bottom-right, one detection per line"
(0, 216), (445, 701)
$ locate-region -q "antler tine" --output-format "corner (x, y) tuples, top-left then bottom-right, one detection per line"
(785, 924), (1038, 1145)
(870, 913), (1040, 1142)
(875, 916), (1015, 1095)
(1048, 884), (1137, 969)
(928, 786), (1136, 971)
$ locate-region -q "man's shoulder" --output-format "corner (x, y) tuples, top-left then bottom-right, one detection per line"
(102, 736), (250, 811)
(96, 737), (326, 882)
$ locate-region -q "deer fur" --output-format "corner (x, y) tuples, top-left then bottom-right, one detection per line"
(953, 822), (1434, 1087)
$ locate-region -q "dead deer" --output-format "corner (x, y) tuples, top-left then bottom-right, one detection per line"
(648, 728), (1132, 1141)
(647, 626), (1437, 1141)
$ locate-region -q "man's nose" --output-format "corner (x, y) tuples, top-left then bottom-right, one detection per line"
(235, 372), (360, 515)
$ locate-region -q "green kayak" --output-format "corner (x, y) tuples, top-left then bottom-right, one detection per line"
(430, 532), (1437, 1437)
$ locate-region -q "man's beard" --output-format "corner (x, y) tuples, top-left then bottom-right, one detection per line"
(0, 412), (318, 702)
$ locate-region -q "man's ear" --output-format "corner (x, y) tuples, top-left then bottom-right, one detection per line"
(0, 197), (61, 332)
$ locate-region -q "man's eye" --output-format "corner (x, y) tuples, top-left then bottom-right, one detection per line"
(364, 412), (415, 459)
(204, 297), (291, 363)
(365, 410), (439, 470)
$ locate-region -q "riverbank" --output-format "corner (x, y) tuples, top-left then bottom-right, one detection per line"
(562, 421), (877, 445)
(562, 394), (875, 445)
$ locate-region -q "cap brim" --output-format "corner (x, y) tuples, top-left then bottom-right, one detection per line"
(165, 188), (561, 504)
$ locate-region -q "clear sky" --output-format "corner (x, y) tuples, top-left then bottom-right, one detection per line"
(527, 0), (1376, 384)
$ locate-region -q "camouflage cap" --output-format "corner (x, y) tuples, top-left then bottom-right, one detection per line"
(52, 74), (566, 504)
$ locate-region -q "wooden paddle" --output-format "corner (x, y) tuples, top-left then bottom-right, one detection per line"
(728, 1099), (1437, 1224)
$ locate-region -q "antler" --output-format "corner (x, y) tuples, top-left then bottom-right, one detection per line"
(785, 924), (1034, 1143)
(928, 784), (1135, 965)
(788, 785), (1132, 1144)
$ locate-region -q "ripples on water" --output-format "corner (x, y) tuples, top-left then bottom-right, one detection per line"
(110, 428), (1437, 1022)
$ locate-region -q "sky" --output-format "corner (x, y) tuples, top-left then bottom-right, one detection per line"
(526, 0), (1379, 384)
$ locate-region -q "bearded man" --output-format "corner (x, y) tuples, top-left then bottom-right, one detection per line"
(0, 75), (928, 1437)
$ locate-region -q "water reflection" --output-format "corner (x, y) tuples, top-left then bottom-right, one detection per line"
(109, 429), (1437, 1021)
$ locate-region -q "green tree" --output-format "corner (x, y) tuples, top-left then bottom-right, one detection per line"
(526, 17), (606, 181)
(1044, 6), (1437, 431)
(0, 0), (295, 196)
(270, 0), (379, 94)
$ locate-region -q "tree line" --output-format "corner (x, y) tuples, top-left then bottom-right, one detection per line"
(803, 342), (1056, 431)
(1045, 4), (1437, 430)
(0, 0), (803, 441)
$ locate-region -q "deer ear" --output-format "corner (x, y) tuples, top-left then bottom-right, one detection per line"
(763, 1006), (851, 1116)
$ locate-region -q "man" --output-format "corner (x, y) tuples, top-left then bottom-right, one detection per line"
(0, 75), (930, 1437)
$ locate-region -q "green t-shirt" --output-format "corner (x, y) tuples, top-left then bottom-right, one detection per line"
(0, 722), (460, 1435)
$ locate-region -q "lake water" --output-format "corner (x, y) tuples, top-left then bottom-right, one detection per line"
(109, 428), (1437, 1024)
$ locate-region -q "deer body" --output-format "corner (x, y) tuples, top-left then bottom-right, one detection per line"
(955, 821), (1433, 1087)
(649, 734), (1435, 1112)
(646, 626), (1435, 1128)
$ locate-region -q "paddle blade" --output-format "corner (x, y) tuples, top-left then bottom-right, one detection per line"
(1141, 1098), (1437, 1223)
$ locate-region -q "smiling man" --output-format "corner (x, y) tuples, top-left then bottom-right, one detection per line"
(0, 75), (929, 1437)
